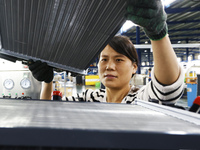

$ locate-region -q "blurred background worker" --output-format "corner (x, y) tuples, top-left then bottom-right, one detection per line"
(28, 0), (184, 104)
(148, 68), (152, 82)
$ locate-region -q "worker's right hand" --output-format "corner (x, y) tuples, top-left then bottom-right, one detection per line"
(28, 59), (54, 83)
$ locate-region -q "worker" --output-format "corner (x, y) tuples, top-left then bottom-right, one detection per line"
(148, 68), (152, 82)
(28, 0), (184, 104)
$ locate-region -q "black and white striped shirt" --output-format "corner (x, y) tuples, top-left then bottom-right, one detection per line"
(66, 66), (184, 105)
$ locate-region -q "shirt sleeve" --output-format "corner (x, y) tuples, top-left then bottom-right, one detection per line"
(137, 65), (185, 104)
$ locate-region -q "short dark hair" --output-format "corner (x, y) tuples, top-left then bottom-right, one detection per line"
(108, 35), (139, 66)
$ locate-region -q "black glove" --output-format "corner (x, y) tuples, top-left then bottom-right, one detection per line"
(126, 0), (168, 41)
(28, 59), (54, 83)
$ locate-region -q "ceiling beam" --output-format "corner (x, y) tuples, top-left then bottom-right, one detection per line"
(169, 34), (200, 38)
(169, 28), (200, 32)
(175, 49), (200, 53)
(167, 20), (200, 24)
(124, 28), (200, 36)
(170, 39), (200, 42)
(123, 32), (200, 38)
(165, 7), (200, 14)
(134, 44), (200, 49)
(129, 37), (200, 43)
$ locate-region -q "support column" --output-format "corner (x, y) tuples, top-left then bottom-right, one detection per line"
(148, 49), (150, 66)
(186, 39), (189, 62)
(181, 56), (183, 62)
(136, 26), (141, 74)
(192, 54), (195, 60)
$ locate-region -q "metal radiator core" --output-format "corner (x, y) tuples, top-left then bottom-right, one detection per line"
(0, 0), (127, 74)
(0, 99), (200, 149)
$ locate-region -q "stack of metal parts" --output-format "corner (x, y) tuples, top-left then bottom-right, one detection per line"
(0, 0), (127, 75)
(0, 99), (200, 150)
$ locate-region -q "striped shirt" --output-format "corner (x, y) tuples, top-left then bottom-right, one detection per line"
(66, 66), (184, 105)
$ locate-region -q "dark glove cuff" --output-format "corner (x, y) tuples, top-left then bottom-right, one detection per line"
(145, 24), (168, 41)
(44, 69), (54, 83)
(44, 78), (53, 83)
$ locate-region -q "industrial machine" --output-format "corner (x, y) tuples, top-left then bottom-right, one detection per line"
(0, 58), (41, 99)
(185, 66), (200, 107)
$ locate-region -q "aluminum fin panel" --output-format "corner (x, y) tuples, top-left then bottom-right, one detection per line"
(0, 0), (127, 74)
(0, 99), (200, 149)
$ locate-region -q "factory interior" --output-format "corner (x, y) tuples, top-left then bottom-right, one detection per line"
(0, 0), (200, 149)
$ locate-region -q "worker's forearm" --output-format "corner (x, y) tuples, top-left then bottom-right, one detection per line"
(40, 81), (53, 100)
(151, 35), (180, 85)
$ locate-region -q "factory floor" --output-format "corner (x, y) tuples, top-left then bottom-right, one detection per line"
(75, 84), (189, 108)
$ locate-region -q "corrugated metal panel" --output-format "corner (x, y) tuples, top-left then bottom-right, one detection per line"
(0, 99), (200, 149)
(0, 0), (127, 74)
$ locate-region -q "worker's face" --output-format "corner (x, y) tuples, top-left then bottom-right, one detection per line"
(98, 45), (137, 89)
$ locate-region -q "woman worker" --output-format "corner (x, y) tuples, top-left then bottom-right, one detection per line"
(28, 0), (184, 104)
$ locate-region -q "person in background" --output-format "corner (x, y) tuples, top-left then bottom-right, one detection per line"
(28, 0), (184, 104)
(148, 68), (152, 82)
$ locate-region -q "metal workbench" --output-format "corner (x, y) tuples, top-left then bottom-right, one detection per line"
(0, 98), (200, 150)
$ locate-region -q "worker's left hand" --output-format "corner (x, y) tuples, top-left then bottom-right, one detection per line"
(28, 59), (54, 83)
(126, 0), (168, 40)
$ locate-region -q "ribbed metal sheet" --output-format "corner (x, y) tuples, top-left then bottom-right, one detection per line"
(0, 99), (200, 149)
(0, 0), (127, 74)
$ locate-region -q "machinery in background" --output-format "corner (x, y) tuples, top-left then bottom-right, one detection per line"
(0, 58), (41, 99)
(84, 60), (101, 87)
(52, 72), (76, 100)
(130, 74), (149, 88)
(85, 74), (100, 86)
(185, 66), (200, 107)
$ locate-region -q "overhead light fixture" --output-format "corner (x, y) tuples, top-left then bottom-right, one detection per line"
(141, 62), (145, 66)
(177, 57), (181, 62)
(162, 0), (176, 7)
(120, 20), (137, 33)
(188, 56), (192, 61)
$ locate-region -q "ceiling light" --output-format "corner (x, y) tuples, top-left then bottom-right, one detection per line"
(120, 20), (137, 33)
(162, 0), (176, 7)
(188, 56), (192, 61)
(177, 57), (181, 62)
(142, 62), (145, 66)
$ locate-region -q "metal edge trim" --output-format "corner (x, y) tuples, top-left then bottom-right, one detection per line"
(0, 48), (87, 75)
(134, 99), (200, 126)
